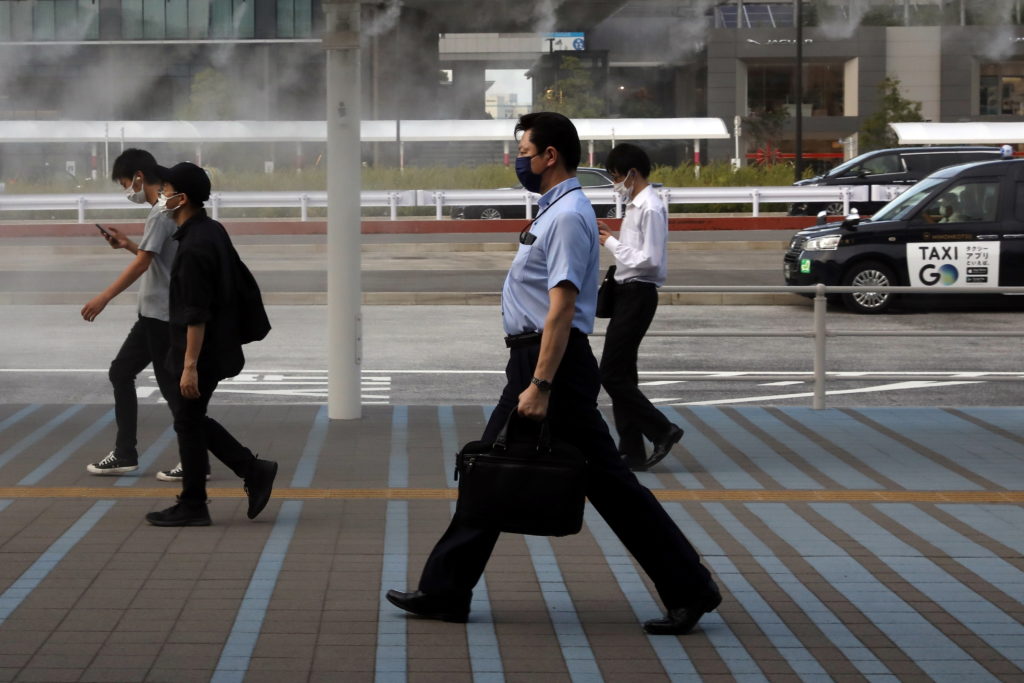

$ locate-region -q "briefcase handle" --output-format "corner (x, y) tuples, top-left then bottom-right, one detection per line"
(494, 412), (551, 453)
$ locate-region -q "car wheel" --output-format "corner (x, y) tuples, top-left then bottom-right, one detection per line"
(841, 260), (896, 314)
(479, 207), (503, 220)
(604, 206), (619, 218)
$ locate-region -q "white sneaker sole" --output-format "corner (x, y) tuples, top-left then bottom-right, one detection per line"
(86, 465), (138, 475)
(156, 472), (210, 482)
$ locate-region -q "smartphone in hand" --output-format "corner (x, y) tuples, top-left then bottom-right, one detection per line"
(95, 223), (112, 239)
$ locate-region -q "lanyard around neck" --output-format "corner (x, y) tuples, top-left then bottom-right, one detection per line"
(519, 186), (582, 246)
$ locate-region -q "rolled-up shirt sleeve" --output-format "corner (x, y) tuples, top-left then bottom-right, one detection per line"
(177, 248), (216, 324)
(543, 211), (592, 292)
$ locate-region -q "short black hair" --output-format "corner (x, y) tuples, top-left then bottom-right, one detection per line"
(111, 148), (160, 184)
(515, 112), (581, 172)
(604, 143), (651, 179)
(157, 162), (212, 207)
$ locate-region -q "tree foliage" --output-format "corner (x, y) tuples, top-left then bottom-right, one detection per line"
(535, 55), (604, 118)
(860, 77), (923, 151)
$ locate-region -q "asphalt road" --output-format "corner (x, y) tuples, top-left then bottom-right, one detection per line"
(4, 304), (1023, 409)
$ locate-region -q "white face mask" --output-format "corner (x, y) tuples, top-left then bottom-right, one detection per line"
(157, 192), (183, 214)
(124, 174), (147, 204)
(612, 171), (634, 200)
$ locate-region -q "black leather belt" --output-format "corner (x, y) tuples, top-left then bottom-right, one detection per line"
(504, 331), (541, 348)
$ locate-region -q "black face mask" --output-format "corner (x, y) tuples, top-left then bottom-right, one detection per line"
(515, 154), (544, 193)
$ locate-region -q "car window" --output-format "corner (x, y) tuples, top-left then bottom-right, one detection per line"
(577, 170), (610, 187)
(918, 180), (1000, 224)
(861, 153), (904, 175)
(901, 153), (933, 174)
(870, 176), (947, 221)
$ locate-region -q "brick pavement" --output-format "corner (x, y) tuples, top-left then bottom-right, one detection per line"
(0, 402), (1022, 682)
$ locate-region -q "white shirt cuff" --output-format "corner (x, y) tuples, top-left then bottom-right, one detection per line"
(603, 236), (620, 252)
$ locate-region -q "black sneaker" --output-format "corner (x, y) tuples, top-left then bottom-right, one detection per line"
(244, 458), (278, 520)
(86, 451), (138, 476)
(156, 462), (210, 482)
(145, 498), (211, 527)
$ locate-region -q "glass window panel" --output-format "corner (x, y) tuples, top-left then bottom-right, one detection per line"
(165, 0), (187, 39)
(295, 0), (311, 37)
(210, 0), (232, 38)
(0, 2), (11, 41)
(121, 0), (144, 39)
(77, 0), (98, 39)
(188, 0), (209, 39)
(54, 0), (76, 40)
(11, 0), (32, 40)
(233, 0), (254, 38)
(33, 0), (56, 40)
(278, 0), (294, 38)
(143, 0), (165, 39)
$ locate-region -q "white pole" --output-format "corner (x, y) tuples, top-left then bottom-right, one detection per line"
(324, 1), (363, 420)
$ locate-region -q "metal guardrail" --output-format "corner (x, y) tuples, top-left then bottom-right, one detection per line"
(596, 283), (1024, 410)
(0, 185), (906, 222)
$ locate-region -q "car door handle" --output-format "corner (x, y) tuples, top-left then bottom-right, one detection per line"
(976, 235), (1000, 240)
(1003, 234), (1024, 239)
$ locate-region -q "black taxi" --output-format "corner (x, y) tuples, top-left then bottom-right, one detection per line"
(784, 158), (1024, 313)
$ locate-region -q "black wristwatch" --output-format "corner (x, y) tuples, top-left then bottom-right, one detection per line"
(531, 376), (553, 392)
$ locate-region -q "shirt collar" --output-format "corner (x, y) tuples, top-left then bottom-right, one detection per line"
(171, 208), (208, 241)
(629, 183), (656, 209)
(537, 176), (581, 211)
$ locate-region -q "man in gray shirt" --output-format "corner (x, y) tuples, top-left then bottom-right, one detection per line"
(82, 148), (194, 481)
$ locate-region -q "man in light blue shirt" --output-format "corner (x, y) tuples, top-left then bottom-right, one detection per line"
(388, 112), (722, 637)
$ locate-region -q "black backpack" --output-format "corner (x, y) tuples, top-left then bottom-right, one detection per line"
(234, 255), (271, 344)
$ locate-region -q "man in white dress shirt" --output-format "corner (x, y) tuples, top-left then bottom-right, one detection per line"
(598, 143), (684, 471)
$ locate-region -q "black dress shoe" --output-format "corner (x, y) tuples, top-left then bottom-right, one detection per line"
(244, 458), (278, 520)
(146, 498), (211, 527)
(643, 581), (722, 635)
(386, 589), (470, 623)
(643, 424), (685, 470)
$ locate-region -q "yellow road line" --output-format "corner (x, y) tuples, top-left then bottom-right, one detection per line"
(0, 488), (1021, 504)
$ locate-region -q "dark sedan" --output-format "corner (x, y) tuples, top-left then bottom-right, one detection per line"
(784, 158), (1024, 313)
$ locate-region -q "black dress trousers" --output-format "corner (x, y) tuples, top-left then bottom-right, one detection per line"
(417, 329), (713, 611)
(599, 281), (672, 464)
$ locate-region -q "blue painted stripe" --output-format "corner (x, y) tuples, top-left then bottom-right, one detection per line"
(291, 405), (328, 488)
(660, 407), (762, 490)
(855, 408), (1013, 488)
(211, 499), (303, 683)
(661, 503), (766, 680)
(693, 408), (821, 489)
(813, 503), (1024, 666)
(0, 500), (10, 513)
(0, 405), (41, 434)
(376, 500), (409, 683)
(940, 504), (1024, 556)
(115, 425), (176, 487)
(523, 535), (602, 682)
(0, 499), (114, 625)
(438, 405), (459, 489)
(388, 406), (408, 489)
(0, 405), (83, 472)
(583, 507), (697, 679)
(703, 502), (890, 677)
(875, 504), (1024, 603)
(746, 503), (986, 679)
(741, 408), (882, 490)
(18, 409), (115, 486)
(808, 408), (980, 491)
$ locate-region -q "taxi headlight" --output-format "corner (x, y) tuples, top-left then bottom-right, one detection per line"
(804, 234), (841, 251)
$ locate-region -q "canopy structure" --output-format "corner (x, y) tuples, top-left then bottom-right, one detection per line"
(0, 118), (730, 144)
(890, 121), (1024, 145)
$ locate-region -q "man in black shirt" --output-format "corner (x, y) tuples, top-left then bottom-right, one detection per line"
(145, 162), (277, 527)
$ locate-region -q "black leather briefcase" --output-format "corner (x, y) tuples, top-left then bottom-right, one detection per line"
(454, 414), (586, 537)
